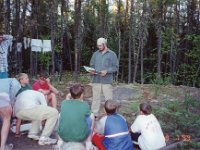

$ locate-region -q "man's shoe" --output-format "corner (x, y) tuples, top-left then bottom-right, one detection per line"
(38, 136), (57, 145)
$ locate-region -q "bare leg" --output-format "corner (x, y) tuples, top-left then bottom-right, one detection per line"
(0, 105), (12, 150)
(47, 93), (57, 108)
(15, 119), (21, 137)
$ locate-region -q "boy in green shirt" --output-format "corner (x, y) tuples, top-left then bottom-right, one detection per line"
(58, 84), (95, 149)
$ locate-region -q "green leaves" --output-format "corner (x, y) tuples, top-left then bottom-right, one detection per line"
(153, 96), (200, 145)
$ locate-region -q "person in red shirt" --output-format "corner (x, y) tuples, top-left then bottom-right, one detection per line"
(32, 71), (58, 108)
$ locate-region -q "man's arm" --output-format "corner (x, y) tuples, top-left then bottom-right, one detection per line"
(107, 52), (119, 74)
(46, 78), (59, 94)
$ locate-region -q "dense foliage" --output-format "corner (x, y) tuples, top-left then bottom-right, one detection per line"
(0, 0), (199, 86)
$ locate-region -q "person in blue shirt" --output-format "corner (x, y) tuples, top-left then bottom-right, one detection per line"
(94, 100), (133, 150)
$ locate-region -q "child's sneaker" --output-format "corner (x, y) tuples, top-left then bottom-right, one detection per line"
(38, 136), (57, 145)
(27, 134), (40, 140)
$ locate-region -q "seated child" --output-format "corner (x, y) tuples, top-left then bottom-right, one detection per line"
(32, 71), (58, 108)
(58, 84), (95, 150)
(130, 102), (166, 150)
(93, 100), (133, 150)
(15, 73), (32, 137)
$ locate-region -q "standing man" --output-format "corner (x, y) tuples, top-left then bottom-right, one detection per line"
(90, 37), (118, 118)
(0, 33), (13, 78)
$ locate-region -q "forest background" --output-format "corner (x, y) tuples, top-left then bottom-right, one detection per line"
(0, 0), (200, 85)
(1, 0), (200, 149)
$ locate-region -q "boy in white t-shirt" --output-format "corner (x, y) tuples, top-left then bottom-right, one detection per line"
(130, 103), (166, 150)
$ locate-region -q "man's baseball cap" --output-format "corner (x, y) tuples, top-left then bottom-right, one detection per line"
(97, 37), (107, 45)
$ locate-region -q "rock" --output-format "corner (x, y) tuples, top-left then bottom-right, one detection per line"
(113, 86), (141, 101)
(83, 84), (142, 101)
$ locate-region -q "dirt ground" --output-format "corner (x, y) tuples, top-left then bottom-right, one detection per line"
(7, 133), (54, 150)
(3, 83), (200, 150)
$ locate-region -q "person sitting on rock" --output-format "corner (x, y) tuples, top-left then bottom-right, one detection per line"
(58, 84), (95, 150)
(32, 71), (58, 108)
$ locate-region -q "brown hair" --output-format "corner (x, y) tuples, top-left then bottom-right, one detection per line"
(140, 102), (152, 115)
(16, 73), (28, 82)
(39, 71), (49, 79)
(104, 100), (118, 115)
(70, 84), (84, 99)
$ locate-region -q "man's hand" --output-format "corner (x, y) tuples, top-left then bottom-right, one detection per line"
(100, 70), (107, 76)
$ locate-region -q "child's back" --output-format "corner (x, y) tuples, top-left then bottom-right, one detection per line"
(131, 103), (166, 150)
(58, 99), (90, 142)
(58, 84), (92, 143)
(95, 100), (133, 150)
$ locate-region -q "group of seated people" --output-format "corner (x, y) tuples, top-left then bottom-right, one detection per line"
(0, 71), (166, 150)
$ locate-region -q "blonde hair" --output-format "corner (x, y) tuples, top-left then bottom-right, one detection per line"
(16, 73), (28, 82)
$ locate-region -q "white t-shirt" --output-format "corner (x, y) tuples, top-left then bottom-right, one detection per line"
(14, 90), (47, 115)
(131, 114), (166, 150)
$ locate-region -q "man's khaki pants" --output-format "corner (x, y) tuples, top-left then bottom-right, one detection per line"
(91, 83), (113, 117)
(16, 105), (58, 137)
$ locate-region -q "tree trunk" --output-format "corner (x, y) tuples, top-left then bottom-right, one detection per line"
(115, 0), (122, 82)
(140, 0), (147, 84)
(60, 0), (65, 81)
(74, 0), (82, 81)
(133, 44), (140, 83)
(128, 35), (132, 84)
(30, 0), (39, 77)
(4, 0), (11, 33)
(128, 0), (135, 84)
(16, 0), (27, 73)
(99, 0), (107, 37)
(50, 0), (57, 79)
(156, 25), (162, 79)
(156, 0), (163, 79)
(116, 29), (121, 82)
